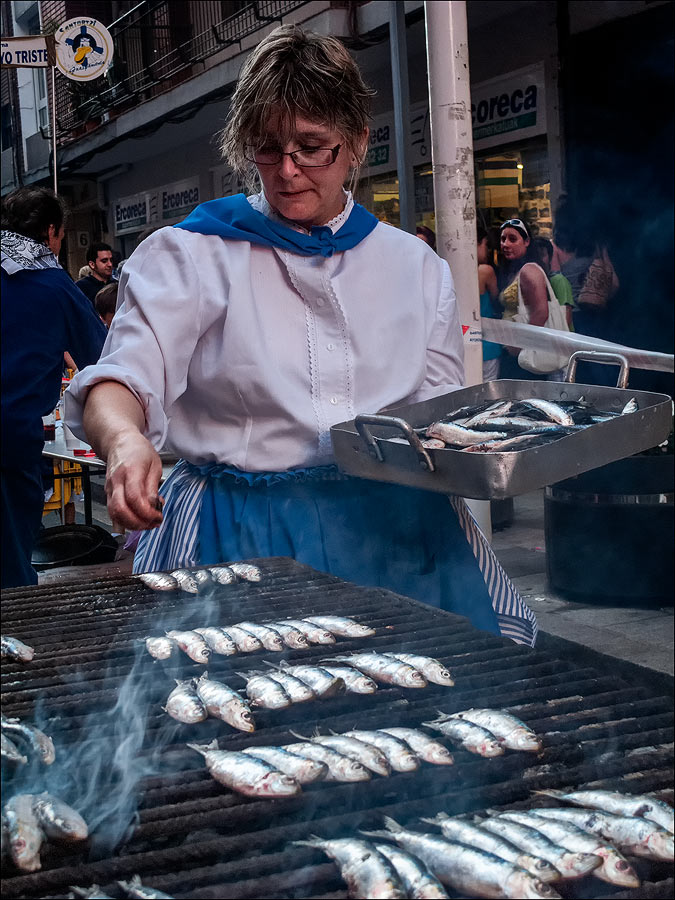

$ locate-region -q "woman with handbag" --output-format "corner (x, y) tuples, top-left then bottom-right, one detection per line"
(497, 218), (570, 378)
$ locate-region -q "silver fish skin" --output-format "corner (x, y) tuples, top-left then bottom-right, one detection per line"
(478, 817), (601, 878)
(192, 569), (215, 591)
(1, 716), (55, 765)
(422, 815), (560, 883)
(294, 837), (406, 899)
(621, 397), (638, 414)
(137, 572), (179, 591)
(280, 664), (345, 698)
(242, 746), (327, 783)
(422, 717), (503, 757)
(164, 679), (208, 724)
(462, 401), (514, 426)
(194, 672), (255, 732)
(165, 630), (210, 664)
(310, 734), (391, 777)
(472, 417), (567, 433)
(169, 568), (199, 593)
(343, 730), (420, 772)
(188, 742), (300, 797)
(225, 625), (263, 653)
(283, 741), (371, 782)
(530, 808), (674, 861)
(278, 619), (336, 645)
(374, 842), (450, 898)
(447, 709), (542, 752)
(1, 635), (35, 661)
(363, 818), (560, 899)
(262, 669), (317, 703)
(228, 562), (262, 582)
(238, 673), (292, 709)
(70, 887), (115, 899)
(193, 627), (237, 656)
(302, 615), (376, 637)
(145, 636), (176, 660)
(5, 794), (44, 872)
(535, 788), (674, 834)
(207, 565), (238, 585)
(267, 622), (310, 649)
(1, 732), (27, 764)
(32, 793), (88, 841)
(117, 875), (174, 898)
(384, 653), (454, 686)
(427, 421), (508, 446)
(233, 621), (284, 652)
(320, 665), (378, 694)
(496, 811), (639, 888)
(464, 432), (566, 453)
(379, 728), (454, 765)
(519, 399), (574, 426)
(328, 652), (427, 688)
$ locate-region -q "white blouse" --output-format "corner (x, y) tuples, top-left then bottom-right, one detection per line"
(66, 193), (465, 471)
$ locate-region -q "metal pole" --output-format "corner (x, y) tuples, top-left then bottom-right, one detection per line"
(389, 1), (415, 233)
(51, 65), (57, 194)
(425, 1), (491, 538)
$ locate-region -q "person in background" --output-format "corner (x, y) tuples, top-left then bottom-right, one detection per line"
(65, 25), (537, 646)
(416, 224), (436, 251)
(95, 281), (119, 328)
(77, 264), (91, 280)
(76, 242), (114, 306)
(477, 226), (502, 381)
(1, 187), (107, 588)
(533, 237), (574, 329)
(497, 217), (551, 380)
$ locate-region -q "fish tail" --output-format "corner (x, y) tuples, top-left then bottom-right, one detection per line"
(532, 789), (566, 801)
(359, 828), (394, 841)
(292, 835), (324, 849)
(187, 739), (218, 756)
(289, 729), (311, 741)
(420, 814), (446, 826)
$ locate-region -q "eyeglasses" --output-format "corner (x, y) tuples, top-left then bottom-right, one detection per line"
(244, 144), (343, 167)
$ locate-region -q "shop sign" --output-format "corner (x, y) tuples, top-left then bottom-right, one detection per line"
(160, 176), (200, 222)
(1, 36), (52, 67)
(54, 18), (114, 82)
(362, 102), (430, 178)
(114, 192), (150, 236)
(471, 63), (546, 151)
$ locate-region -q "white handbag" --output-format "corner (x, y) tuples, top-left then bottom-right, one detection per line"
(514, 264), (571, 374)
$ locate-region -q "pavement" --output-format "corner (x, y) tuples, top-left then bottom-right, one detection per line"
(41, 476), (673, 678)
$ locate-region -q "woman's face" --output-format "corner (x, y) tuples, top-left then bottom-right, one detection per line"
(500, 227), (529, 261)
(255, 111), (367, 228)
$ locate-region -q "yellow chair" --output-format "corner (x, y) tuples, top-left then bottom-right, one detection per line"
(43, 460), (84, 519)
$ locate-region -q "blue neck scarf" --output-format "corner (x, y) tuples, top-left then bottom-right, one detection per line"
(174, 193), (377, 258)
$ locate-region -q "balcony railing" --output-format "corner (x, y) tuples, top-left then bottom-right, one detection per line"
(56, 0), (312, 145)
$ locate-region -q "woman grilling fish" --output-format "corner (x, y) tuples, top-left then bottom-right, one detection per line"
(65, 25), (536, 646)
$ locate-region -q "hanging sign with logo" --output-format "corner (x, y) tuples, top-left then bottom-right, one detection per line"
(159, 177), (201, 223)
(1, 35), (54, 67)
(115, 192), (151, 236)
(54, 17), (113, 81)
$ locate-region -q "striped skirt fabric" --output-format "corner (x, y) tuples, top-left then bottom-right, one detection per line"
(134, 460), (537, 647)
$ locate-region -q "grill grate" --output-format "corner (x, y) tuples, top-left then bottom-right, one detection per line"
(1, 557), (673, 899)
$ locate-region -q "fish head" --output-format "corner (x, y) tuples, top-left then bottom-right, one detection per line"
(512, 730), (543, 752)
(428, 746), (454, 764)
(404, 670), (427, 688)
(647, 830), (674, 862)
(357, 677), (378, 693)
(436, 667), (455, 685)
(398, 753), (420, 772)
(343, 759), (371, 781)
(559, 851), (602, 877)
(480, 739), (505, 757)
(519, 854), (560, 883)
(509, 872), (561, 900)
(600, 852), (640, 888)
(316, 631), (336, 644)
(261, 773), (300, 797)
(235, 708), (256, 732)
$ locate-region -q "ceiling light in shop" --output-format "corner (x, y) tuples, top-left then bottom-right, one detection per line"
(517, 164), (524, 169)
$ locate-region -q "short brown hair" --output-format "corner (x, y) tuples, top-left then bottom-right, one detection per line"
(219, 25), (374, 191)
(1, 186), (67, 243)
(94, 281), (118, 320)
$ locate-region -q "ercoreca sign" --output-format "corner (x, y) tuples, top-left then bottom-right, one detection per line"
(472, 84), (538, 127)
(162, 186), (199, 213)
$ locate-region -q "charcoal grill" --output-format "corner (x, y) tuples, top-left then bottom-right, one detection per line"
(1, 558), (673, 899)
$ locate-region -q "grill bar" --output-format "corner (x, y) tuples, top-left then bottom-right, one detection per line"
(2, 557), (672, 900)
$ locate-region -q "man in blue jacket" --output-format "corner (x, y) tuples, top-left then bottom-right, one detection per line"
(1, 187), (108, 588)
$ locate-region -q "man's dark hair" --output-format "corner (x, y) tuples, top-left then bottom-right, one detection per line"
(95, 281), (118, 319)
(87, 242), (112, 265)
(416, 224), (436, 251)
(533, 236), (554, 260)
(0, 186), (67, 243)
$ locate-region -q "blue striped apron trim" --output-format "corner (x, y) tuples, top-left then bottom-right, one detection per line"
(133, 463), (538, 647)
(448, 495), (538, 647)
(133, 460), (207, 574)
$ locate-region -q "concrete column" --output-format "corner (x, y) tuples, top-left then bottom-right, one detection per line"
(425, 0), (491, 538)
(389, 1), (415, 234)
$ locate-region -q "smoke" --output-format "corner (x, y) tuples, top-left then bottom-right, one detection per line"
(3, 580), (248, 858)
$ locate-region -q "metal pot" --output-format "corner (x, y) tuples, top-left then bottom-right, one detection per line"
(32, 525), (118, 570)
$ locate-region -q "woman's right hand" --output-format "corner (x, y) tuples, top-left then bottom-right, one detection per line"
(104, 429), (164, 531)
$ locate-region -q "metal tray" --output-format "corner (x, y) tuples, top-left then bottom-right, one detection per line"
(330, 352), (672, 500)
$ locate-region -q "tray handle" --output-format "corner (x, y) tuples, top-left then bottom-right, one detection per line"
(565, 351), (630, 388)
(354, 414), (435, 472)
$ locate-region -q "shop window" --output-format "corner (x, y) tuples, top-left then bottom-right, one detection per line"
(362, 165), (437, 233)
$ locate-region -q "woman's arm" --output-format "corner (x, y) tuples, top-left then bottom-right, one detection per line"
(519, 264), (550, 326)
(82, 381), (164, 531)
